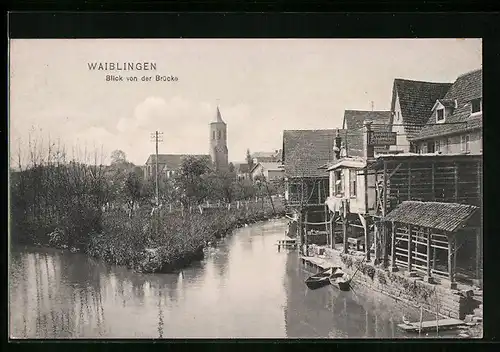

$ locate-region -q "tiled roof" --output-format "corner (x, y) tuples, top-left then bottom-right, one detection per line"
(252, 151), (278, 159)
(385, 201), (478, 232)
(436, 99), (456, 109)
(343, 110), (392, 132)
(282, 129), (363, 178)
(251, 162), (283, 173)
(235, 163), (250, 173)
(412, 68), (482, 141)
(145, 154), (211, 169)
(391, 79), (453, 139)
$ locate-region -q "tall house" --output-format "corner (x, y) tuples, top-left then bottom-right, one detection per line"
(389, 78), (452, 153)
(209, 106), (229, 171)
(410, 68), (482, 155)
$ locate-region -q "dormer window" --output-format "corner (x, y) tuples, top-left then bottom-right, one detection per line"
(436, 108), (445, 122)
(471, 98), (482, 114)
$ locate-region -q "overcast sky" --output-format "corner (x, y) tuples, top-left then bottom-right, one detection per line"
(9, 39), (482, 166)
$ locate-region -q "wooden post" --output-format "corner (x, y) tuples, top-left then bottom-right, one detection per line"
(304, 210), (309, 256)
(330, 212), (335, 250)
(390, 221), (398, 272)
(476, 227), (482, 281)
(431, 162), (435, 201)
(324, 204), (329, 247)
(343, 214), (348, 254)
(407, 162), (411, 201)
(407, 224), (413, 272)
(382, 221), (389, 268)
(364, 167), (369, 214)
(383, 161), (388, 215)
(454, 162), (459, 203)
(432, 233), (437, 271)
(364, 215), (371, 262)
(425, 228), (432, 282)
(447, 234), (457, 289)
(297, 210), (302, 254)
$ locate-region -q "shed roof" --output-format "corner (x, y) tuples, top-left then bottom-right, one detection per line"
(327, 158), (367, 171)
(384, 201), (478, 233)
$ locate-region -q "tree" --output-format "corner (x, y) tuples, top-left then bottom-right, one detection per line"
(246, 149), (254, 174)
(124, 171), (142, 214)
(175, 156), (211, 206)
(110, 150), (127, 165)
(228, 162), (235, 173)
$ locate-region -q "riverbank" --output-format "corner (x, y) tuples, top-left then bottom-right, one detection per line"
(301, 245), (482, 336)
(27, 201), (285, 274)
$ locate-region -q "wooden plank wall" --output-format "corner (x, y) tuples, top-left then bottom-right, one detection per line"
(383, 159), (482, 213)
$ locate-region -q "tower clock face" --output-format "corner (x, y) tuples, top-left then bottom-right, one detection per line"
(214, 146), (228, 153)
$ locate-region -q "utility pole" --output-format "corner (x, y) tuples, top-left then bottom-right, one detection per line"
(150, 131), (163, 206)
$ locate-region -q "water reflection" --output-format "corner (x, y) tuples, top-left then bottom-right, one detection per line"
(9, 219), (448, 339)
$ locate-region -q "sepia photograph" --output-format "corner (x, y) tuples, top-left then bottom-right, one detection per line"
(8, 38), (483, 339)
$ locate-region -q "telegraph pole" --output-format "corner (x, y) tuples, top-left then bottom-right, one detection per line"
(150, 131), (163, 206)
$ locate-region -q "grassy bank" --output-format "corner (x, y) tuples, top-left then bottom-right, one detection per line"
(88, 201), (285, 273)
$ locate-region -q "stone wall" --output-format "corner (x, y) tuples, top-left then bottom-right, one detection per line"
(309, 245), (472, 320)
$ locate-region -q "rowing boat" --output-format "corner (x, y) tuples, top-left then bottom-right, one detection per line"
(305, 267), (337, 290)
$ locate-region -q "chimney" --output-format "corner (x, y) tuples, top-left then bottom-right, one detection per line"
(363, 121), (374, 159)
(333, 129), (342, 160)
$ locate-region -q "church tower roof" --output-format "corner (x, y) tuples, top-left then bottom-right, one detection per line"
(213, 106), (226, 124)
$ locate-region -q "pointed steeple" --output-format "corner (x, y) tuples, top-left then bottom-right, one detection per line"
(215, 105), (226, 124)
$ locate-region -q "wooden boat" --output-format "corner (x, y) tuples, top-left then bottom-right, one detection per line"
(305, 267), (336, 290)
(329, 269), (352, 291)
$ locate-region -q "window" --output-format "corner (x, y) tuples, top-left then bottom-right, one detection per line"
(471, 98), (482, 114)
(427, 141), (435, 153)
(217, 130), (221, 140)
(436, 108), (445, 122)
(461, 134), (470, 153)
(212, 131), (216, 140)
(334, 171), (343, 196)
(421, 143), (427, 154)
(396, 111), (400, 121)
(349, 169), (357, 197)
(435, 140), (441, 153)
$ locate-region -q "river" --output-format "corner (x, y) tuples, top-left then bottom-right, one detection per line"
(9, 218), (448, 339)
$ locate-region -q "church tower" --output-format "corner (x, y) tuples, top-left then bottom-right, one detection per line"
(209, 106), (229, 171)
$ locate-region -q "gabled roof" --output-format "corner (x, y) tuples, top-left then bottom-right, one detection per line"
(391, 78), (453, 139)
(432, 98), (456, 110)
(412, 68), (482, 141)
(384, 201), (478, 233)
(145, 154), (211, 169)
(250, 162), (284, 173)
(282, 129), (363, 178)
(343, 110), (392, 132)
(252, 151), (278, 159)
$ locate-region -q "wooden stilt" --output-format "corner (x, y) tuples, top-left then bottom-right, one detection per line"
(447, 234), (457, 289)
(425, 228), (433, 283)
(382, 221), (389, 268)
(324, 204), (329, 247)
(408, 224), (413, 273)
(476, 227), (482, 281)
(343, 214), (348, 254)
(363, 215), (371, 262)
(304, 210), (309, 256)
(390, 221), (398, 272)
